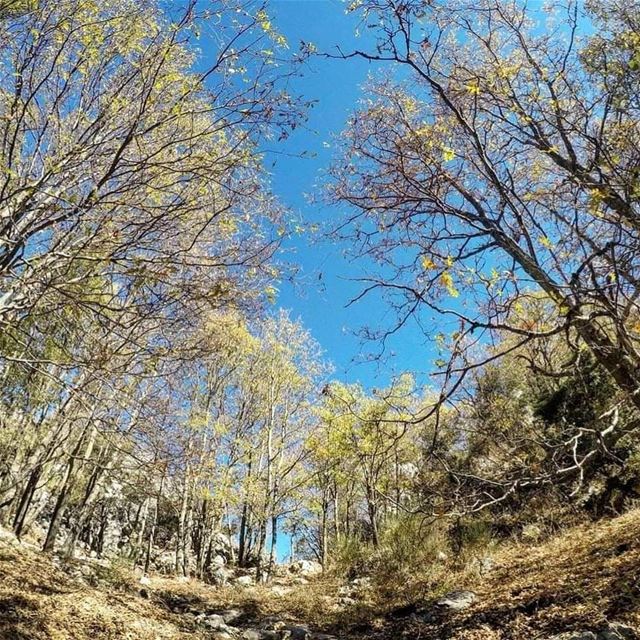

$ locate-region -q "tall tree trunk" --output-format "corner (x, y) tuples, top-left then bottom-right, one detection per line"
(195, 498), (210, 579)
(144, 470), (166, 575)
(176, 446), (192, 576)
(321, 491), (329, 568)
(332, 481), (340, 542)
(13, 466), (41, 538)
(365, 483), (379, 548)
(238, 500), (250, 567)
(238, 451), (253, 567)
(63, 448), (114, 559)
(43, 426), (93, 553)
(95, 503), (108, 557)
(267, 514), (278, 579)
(394, 447), (401, 516)
(289, 523), (296, 563)
(255, 517), (268, 583)
(132, 497), (150, 564)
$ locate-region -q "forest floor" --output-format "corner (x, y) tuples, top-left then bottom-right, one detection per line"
(1, 510), (640, 640)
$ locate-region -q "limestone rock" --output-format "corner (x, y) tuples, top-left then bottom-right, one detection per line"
(218, 608), (243, 624)
(241, 630), (278, 640)
(288, 560), (322, 578)
(599, 623), (637, 640)
(212, 554), (226, 567)
(351, 576), (371, 589)
(398, 462), (419, 479)
(436, 590), (477, 611)
(203, 614), (228, 630)
(153, 550), (176, 574)
(284, 625), (311, 640)
(478, 556), (495, 574)
(544, 626), (638, 640)
(209, 565), (234, 586)
(211, 632), (236, 640)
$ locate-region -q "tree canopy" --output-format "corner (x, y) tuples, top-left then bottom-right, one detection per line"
(0, 0), (640, 606)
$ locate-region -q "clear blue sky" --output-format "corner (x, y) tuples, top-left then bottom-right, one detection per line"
(265, 0), (436, 390)
(252, 2), (437, 563)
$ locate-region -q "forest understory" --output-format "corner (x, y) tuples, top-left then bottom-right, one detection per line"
(2, 0), (640, 638)
(1, 509), (639, 640)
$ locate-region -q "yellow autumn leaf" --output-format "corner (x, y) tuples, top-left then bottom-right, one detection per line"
(441, 271), (459, 297)
(539, 235), (553, 249)
(400, 96), (418, 115)
(466, 81), (481, 95)
(421, 256), (437, 270)
(264, 286), (278, 303)
(442, 146), (456, 162)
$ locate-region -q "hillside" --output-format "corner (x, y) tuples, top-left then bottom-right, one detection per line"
(2, 1), (640, 640)
(1, 511), (639, 640)
(380, 509), (640, 640)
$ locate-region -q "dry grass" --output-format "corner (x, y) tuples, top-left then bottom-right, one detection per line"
(1, 510), (639, 640)
(382, 509), (640, 640)
(150, 573), (377, 632)
(0, 530), (363, 639)
(0, 533), (205, 640)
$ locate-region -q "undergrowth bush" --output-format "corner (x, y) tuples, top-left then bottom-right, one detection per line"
(330, 514), (496, 606)
(96, 556), (138, 592)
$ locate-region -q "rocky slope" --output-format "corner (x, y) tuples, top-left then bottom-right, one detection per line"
(1, 510), (640, 640)
(374, 509), (640, 640)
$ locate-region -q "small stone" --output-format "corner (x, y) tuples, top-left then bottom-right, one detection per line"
(351, 577), (371, 588)
(479, 556), (495, 574)
(288, 560), (323, 578)
(284, 625), (310, 640)
(437, 590), (477, 611)
(219, 609), (243, 624)
(599, 623), (637, 640)
(204, 614), (228, 630)
(242, 631), (278, 640)
(209, 566), (234, 586)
